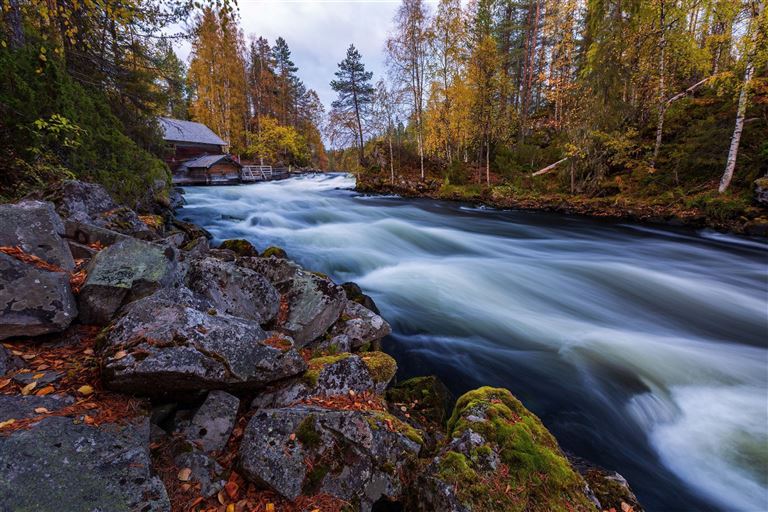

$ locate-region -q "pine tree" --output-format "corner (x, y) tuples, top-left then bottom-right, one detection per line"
(330, 44), (375, 164)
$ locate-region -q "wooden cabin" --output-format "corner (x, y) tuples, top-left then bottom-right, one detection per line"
(176, 154), (242, 185)
(159, 117), (240, 184)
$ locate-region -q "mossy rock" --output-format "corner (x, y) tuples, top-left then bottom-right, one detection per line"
(438, 387), (597, 512)
(302, 353), (353, 387)
(219, 238), (258, 257)
(262, 246), (288, 259)
(359, 351), (397, 386)
(387, 375), (451, 426)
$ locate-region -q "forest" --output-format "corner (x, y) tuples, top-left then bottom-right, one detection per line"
(0, 0), (766, 220)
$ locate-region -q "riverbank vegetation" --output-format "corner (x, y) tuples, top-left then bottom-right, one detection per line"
(332, 0), (767, 229)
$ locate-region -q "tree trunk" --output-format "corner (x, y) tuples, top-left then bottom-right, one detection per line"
(485, 135), (490, 186)
(652, 2), (667, 169)
(719, 2), (762, 193)
(6, 0), (25, 49)
(388, 131), (395, 183)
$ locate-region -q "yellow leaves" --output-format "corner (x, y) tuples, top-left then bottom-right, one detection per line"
(77, 385), (94, 396)
(33, 407), (50, 414)
(21, 382), (37, 395)
(112, 350), (127, 360)
(265, 504), (275, 512)
(178, 467), (192, 481)
(0, 419), (15, 429)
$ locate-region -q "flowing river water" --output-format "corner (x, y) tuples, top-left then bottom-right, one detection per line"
(180, 173), (768, 512)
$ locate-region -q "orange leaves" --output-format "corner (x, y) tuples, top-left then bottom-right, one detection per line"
(69, 269), (88, 293)
(277, 295), (290, 326)
(261, 335), (292, 351)
(297, 391), (386, 413)
(0, 246), (65, 273)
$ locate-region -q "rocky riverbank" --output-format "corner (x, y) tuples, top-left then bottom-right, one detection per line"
(1, 180), (642, 512)
(356, 175), (768, 237)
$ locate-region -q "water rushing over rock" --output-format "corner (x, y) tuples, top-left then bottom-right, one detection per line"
(180, 173), (768, 512)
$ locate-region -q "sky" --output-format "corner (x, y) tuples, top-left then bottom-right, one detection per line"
(174, 0), (410, 112)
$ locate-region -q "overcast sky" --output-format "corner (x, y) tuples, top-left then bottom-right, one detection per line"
(175, 0), (412, 112)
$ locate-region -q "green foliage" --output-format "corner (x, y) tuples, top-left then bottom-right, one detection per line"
(443, 158), (470, 185)
(0, 42), (169, 205)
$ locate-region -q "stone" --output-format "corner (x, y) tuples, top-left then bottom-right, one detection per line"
(78, 237), (177, 324)
(386, 375), (451, 427)
(208, 248), (237, 261)
(261, 246), (287, 259)
(102, 291), (306, 396)
(237, 256), (300, 286)
(279, 271), (347, 347)
(569, 455), (644, 512)
(170, 188), (186, 210)
(252, 353), (389, 409)
(0, 253), (78, 340)
(185, 256), (279, 324)
(413, 387), (597, 512)
(754, 176), (768, 207)
(183, 390), (240, 454)
(182, 236), (210, 257)
(341, 281), (381, 314)
(0, 394), (74, 421)
(325, 301), (391, 352)
(239, 405), (422, 511)
(12, 369), (62, 387)
(0, 416), (169, 512)
(219, 238), (258, 257)
(0, 200), (74, 271)
(66, 239), (98, 259)
(175, 450), (226, 498)
(172, 219), (212, 240)
(63, 219), (133, 247)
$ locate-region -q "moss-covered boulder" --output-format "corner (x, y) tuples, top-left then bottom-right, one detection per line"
(262, 246), (288, 259)
(414, 387), (597, 512)
(252, 351), (397, 409)
(219, 238), (258, 257)
(387, 375), (451, 452)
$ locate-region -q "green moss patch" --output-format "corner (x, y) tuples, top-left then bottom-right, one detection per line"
(295, 414), (321, 449)
(360, 352), (397, 384)
(302, 353), (352, 387)
(444, 387), (596, 512)
(219, 239), (258, 257)
(262, 246), (287, 259)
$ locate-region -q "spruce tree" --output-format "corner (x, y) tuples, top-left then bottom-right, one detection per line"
(330, 44), (374, 164)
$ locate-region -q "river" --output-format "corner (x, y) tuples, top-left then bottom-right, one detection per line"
(180, 173), (768, 512)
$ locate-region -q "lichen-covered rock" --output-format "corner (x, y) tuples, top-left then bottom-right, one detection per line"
(172, 219), (212, 241)
(239, 405), (422, 511)
(237, 255), (300, 286)
(279, 271), (347, 347)
(0, 253), (77, 340)
(63, 219), (133, 247)
(0, 200), (74, 271)
(324, 301), (391, 352)
(78, 237), (178, 324)
(0, 416), (169, 512)
(102, 291), (306, 396)
(252, 352), (396, 409)
(414, 387), (597, 512)
(175, 450), (226, 498)
(387, 375), (451, 452)
(183, 390), (240, 454)
(219, 238), (258, 257)
(754, 176), (768, 207)
(569, 456), (644, 512)
(0, 394), (74, 421)
(185, 256), (279, 324)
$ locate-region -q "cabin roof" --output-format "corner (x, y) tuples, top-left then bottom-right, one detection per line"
(159, 117), (227, 146)
(181, 154), (242, 170)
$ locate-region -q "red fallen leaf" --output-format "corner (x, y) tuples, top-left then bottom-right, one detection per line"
(224, 481), (239, 500)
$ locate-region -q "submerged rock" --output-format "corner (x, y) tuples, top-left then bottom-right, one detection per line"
(239, 405), (422, 511)
(78, 237), (177, 324)
(102, 291), (306, 395)
(414, 387), (597, 512)
(0, 416), (169, 512)
(0, 200), (74, 271)
(0, 253), (77, 340)
(185, 256), (279, 324)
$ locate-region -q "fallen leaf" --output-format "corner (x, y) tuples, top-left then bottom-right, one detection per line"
(621, 503), (634, 512)
(226, 505), (235, 512)
(178, 467), (192, 481)
(21, 354), (35, 360)
(289, 433), (296, 441)
(21, 382), (37, 395)
(83, 415), (95, 425)
(0, 419), (15, 428)
(83, 349), (94, 356)
(32, 373), (45, 379)
(11, 350), (22, 356)
(0, 378), (10, 389)
(35, 385), (55, 396)
(224, 481), (238, 500)
(77, 385), (94, 396)
(36, 364), (49, 370)
(34, 407), (50, 414)
(217, 489), (228, 505)
(113, 350), (127, 360)
(265, 504), (275, 512)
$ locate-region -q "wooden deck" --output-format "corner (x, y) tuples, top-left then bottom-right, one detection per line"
(172, 165), (302, 185)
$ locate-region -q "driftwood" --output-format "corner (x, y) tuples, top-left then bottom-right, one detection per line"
(531, 157), (568, 177)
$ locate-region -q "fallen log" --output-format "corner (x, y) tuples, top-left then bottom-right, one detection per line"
(532, 157), (568, 177)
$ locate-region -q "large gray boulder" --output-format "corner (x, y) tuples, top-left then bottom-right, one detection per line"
(52, 180), (149, 236)
(78, 237), (177, 324)
(252, 352), (397, 409)
(239, 405), (422, 511)
(237, 255), (300, 286)
(102, 291), (306, 396)
(280, 271), (347, 346)
(0, 200), (74, 271)
(0, 416), (169, 512)
(0, 394), (74, 421)
(0, 253), (77, 340)
(185, 256), (279, 324)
